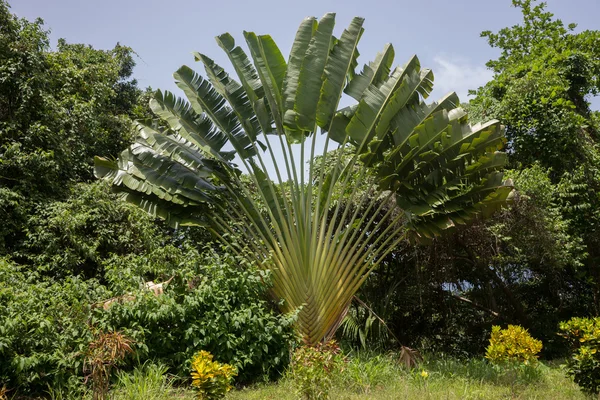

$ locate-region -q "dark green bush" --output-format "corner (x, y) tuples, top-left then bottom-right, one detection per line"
(99, 248), (297, 383)
(20, 181), (171, 279)
(0, 258), (108, 394)
(0, 248), (296, 395)
(559, 317), (600, 394)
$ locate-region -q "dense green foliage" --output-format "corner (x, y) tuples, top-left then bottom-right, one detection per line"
(100, 249), (297, 383)
(0, 258), (108, 393)
(560, 317), (600, 394)
(469, 0), (600, 176)
(339, 0), (600, 360)
(1, 0), (600, 396)
(0, 2), (294, 395)
(0, 1), (141, 256)
(21, 181), (171, 278)
(0, 249), (295, 394)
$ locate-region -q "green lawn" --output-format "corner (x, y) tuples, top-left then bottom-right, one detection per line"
(226, 370), (584, 400)
(106, 356), (586, 400)
(226, 359), (584, 400)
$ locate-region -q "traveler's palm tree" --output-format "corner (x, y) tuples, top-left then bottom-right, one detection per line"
(95, 14), (513, 344)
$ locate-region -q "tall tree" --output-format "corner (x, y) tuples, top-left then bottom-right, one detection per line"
(96, 13), (512, 344)
(469, 0), (600, 176)
(469, 0), (600, 312)
(0, 0), (141, 255)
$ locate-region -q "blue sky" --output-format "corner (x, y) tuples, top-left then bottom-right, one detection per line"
(10, 0), (600, 176)
(11, 0), (600, 106)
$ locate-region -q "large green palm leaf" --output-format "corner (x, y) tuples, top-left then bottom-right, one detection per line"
(95, 13), (513, 344)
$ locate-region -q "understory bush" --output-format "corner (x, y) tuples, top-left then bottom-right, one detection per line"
(0, 248), (296, 396)
(289, 340), (345, 400)
(559, 317), (600, 394)
(485, 325), (542, 365)
(99, 248), (297, 382)
(190, 350), (236, 399)
(0, 258), (108, 395)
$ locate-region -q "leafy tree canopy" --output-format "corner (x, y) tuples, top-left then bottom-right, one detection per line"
(469, 0), (600, 176)
(0, 0), (142, 254)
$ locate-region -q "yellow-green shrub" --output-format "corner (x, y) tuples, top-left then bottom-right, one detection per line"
(485, 325), (542, 364)
(190, 350), (237, 400)
(559, 317), (600, 394)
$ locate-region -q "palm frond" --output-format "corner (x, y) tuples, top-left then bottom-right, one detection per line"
(95, 13), (512, 345)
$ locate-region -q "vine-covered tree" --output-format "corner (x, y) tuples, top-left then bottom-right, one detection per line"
(469, 0), (599, 176)
(0, 0), (142, 256)
(469, 0), (600, 314)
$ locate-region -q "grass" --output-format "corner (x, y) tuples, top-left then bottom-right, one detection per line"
(227, 368), (585, 399)
(44, 355), (586, 400)
(226, 354), (585, 400)
(111, 362), (191, 400)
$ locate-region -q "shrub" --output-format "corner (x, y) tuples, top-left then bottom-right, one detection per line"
(559, 317), (600, 394)
(190, 350), (237, 399)
(0, 258), (108, 395)
(484, 325), (544, 387)
(84, 330), (134, 400)
(0, 247), (296, 396)
(289, 340), (344, 400)
(485, 325), (542, 365)
(99, 248), (297, 382)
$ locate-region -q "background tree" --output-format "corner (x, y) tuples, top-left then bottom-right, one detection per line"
(0, 0), (142, 257)
(341, 0), (600, 356)
(468, 0), (599, 176)
(0, 5), (292, 395)
(468, 0), (600, 315)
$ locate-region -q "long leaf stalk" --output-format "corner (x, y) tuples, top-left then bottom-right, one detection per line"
(95, 13), (512, 345)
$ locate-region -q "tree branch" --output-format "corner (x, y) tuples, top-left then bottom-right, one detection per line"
(450, 293), (507, 320)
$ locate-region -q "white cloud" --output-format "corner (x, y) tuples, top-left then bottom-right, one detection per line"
(429, 56), (493, 103)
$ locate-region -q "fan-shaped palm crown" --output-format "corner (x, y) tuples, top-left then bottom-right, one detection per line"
(95, 13), (513, 344)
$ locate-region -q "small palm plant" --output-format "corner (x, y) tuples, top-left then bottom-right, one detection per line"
(95, 13), (512, 345)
